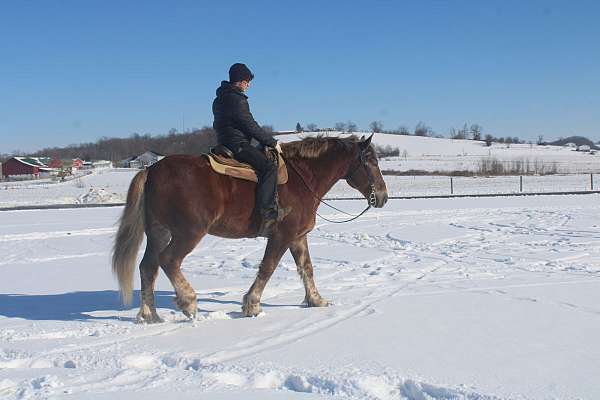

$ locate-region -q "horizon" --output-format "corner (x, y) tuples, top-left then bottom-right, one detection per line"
(2, 1), (600, 153)
(3, 129), (597, 160)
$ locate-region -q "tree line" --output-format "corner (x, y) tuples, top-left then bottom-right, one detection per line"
(296, 121), (533, 147)
(27, 127), (218, 162)
(3, 120), (588, 164)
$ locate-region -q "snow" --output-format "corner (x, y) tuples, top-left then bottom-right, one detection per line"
(0, 169), (137, 208)
(1, 166), (598, 211)
(1, 194), (599, 399)
(279, 132), (600, 174)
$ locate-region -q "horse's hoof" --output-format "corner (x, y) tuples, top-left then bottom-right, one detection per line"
(305, 296), (330, 308)
(242, 302), (262, 317)
(182, 308), (197, 320)
(174, 295), (197, 319)
(136, 306), (164, 324)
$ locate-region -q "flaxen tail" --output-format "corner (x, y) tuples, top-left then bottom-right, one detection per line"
(112, 169), (148, 305)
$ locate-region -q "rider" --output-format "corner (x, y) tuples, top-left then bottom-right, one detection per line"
(212, 63), (288, 237)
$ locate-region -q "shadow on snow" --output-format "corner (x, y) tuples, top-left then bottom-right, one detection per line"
(0, 290), (175, 321)
(0, 290), (303, 322)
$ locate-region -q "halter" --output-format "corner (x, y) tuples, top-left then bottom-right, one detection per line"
(287, 144), (377, 224)
(345, 147), (377, 208)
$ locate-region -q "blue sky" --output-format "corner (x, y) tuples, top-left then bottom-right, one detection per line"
(1, 1), (599, 153)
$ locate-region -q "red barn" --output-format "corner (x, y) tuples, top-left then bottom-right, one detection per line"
(1, 157), (55, 179)
(72, 158), (84, 169)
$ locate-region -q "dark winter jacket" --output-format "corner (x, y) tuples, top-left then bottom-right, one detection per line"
(212, 81), (277, 152)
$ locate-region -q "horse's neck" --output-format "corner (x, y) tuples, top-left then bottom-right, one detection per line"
(296, 150), (353, 199)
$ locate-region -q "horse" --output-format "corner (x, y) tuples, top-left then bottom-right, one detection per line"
(112, 134), (388, 323)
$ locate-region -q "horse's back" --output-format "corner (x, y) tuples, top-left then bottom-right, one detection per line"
(145, 154), (256, 236)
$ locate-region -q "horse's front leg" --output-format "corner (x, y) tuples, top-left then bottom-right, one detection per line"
(243, 238), (289, 317)
(289, 235), (329, 307)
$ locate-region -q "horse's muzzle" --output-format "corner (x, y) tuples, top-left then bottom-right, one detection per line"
(374, 190), (388, 208)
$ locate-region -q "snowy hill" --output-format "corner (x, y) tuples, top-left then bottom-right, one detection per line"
(279, 132), (600, 174)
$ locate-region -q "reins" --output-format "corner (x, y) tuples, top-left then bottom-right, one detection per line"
(284, 149), (376, 224)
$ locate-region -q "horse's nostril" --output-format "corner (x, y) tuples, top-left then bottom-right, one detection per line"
(381, 193), (388, 207)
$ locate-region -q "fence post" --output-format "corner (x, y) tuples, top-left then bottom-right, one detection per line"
(520, 176), (523, 192)
(450, 177), (454, 195)
(592, 173), (594, 191)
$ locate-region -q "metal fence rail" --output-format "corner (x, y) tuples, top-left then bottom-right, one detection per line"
(2, 190), (599, 212)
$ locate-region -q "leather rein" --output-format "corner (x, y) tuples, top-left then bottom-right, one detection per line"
(285, 147), (376, 224)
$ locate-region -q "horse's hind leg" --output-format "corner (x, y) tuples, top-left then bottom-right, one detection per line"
(137, 222), (171, 323)
(159, 230), (205, 319)
(289, 235), (329, 307)
(243, 238), (290, 317)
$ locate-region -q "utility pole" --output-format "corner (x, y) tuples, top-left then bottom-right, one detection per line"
(182, 113), (185, 133)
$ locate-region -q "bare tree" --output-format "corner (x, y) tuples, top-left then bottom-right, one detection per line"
(334, 122), (347, 132)
(305, 123), (318, 132)
(369, 121), (384, 133)
(398, 126), (410, 135)
(414, 121), (431, 137)
(470, 124), (482, 141)
(537, 135), (544, 145)
(484, 134), (493, 147)
(457, 123), (469, 139)
(346, 121), (358, 133)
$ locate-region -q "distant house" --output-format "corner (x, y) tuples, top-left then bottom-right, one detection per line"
(119, 156), (137, 168)
(72, 158), (84, 169)
(81, 161), (94, 170)
(122, 151), (165, 169)
(1, 157), (56, 179)
(92, 160), (113, 169)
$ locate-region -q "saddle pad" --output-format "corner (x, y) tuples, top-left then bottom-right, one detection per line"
(206, 153), (288, 184)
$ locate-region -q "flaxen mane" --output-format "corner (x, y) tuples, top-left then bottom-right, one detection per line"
(282, 135), (359, 159)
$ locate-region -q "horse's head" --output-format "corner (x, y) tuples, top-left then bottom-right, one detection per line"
(345, 134), (388, 208)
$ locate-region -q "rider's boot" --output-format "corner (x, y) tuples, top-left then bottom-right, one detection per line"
(257, 206), (292, 238)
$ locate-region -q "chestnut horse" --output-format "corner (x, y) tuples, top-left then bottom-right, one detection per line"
(112, 135), (388, 323)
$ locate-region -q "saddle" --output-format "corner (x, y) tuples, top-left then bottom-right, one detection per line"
(206, 145), (288, 184)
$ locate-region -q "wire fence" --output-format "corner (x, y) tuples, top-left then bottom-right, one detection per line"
(327, 173), (599, 199)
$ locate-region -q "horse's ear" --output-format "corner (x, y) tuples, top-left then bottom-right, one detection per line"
(360, 133), (374, 150)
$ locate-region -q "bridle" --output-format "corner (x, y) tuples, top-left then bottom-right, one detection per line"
(345, 147), (377, 208)
(286, 144), (377, 224)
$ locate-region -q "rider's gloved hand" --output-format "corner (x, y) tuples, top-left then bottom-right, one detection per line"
(274, 142), (283, 154)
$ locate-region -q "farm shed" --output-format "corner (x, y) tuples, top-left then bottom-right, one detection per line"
(121, 151), (165, 168)
(1, 157), (56, 179)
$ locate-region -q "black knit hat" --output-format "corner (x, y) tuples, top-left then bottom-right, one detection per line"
(229, 63), (254, 83)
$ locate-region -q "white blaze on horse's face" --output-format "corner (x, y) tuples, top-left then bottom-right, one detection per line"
(346, 135), (389, 208)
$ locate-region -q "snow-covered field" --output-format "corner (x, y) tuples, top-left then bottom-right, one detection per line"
(0, 167), (598, 210)
(0, 169), (137, 208)
(1, 195), (599, 399)
(280, 132), (600, 174)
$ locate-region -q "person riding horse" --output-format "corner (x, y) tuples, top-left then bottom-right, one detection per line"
(212, 63), (288, 237)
